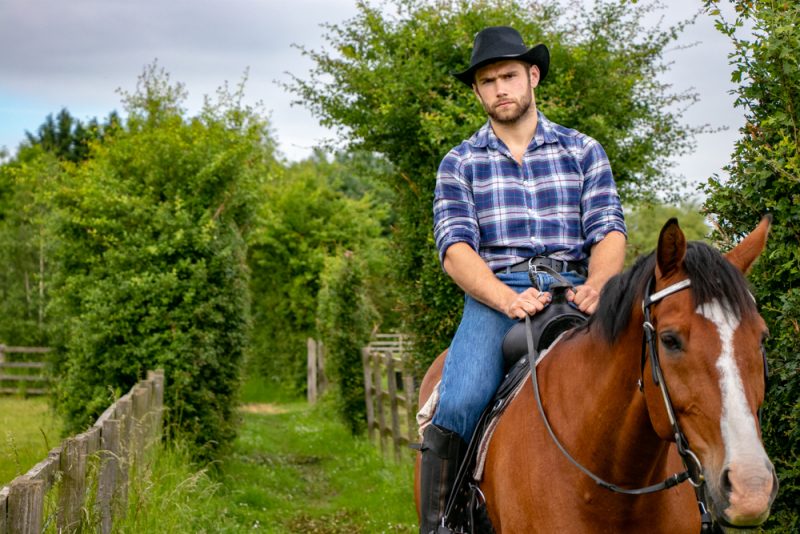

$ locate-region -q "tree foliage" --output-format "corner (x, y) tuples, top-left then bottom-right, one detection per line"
(0, 150), (59, 345)
(317, 250), (376, 434)
(286, 0), (701, 368)
(623, 202), (709, 266)
(22, 108), (120, 163)
(247, 150), (394, 393)
(702, 1), (800, 529)
(48, 66), (274, 460)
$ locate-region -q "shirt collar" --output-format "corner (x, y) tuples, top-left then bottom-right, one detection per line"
(469, 110), (558, 151)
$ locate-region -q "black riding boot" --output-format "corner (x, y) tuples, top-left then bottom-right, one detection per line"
(419, 424), (466, 534)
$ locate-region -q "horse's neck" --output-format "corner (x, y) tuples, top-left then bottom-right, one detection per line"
(539, 322), (671, 485)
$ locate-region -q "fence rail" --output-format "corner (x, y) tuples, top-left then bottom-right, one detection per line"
(362, 333), (417, 461)
(0, 346), (50, 396)
(0, 369), (165, 534)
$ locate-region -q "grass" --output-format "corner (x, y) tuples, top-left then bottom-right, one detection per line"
(0, 396), (62, 486)
(1, 382), (418, 532)
(118, 393), (417, 532)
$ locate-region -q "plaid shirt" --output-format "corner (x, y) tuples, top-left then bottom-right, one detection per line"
(433, 112), (626, 272)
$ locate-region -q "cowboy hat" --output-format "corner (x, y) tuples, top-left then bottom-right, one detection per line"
(453, 26), (549, 86)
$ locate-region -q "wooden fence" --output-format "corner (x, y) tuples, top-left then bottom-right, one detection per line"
(0, 370), (165, 534)
(362, 333), (417, 461)
(0, 346), (50, 395)
(306, 338), (327, 404)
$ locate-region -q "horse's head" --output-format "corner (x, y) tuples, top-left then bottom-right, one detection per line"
(643, 217), (778, 528)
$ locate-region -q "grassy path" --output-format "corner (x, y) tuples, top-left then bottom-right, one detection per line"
(120, 399), (418, 533)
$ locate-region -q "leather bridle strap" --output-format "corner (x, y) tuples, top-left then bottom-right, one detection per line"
(526, 310), (692, 495)
(640, 276), (718, 531)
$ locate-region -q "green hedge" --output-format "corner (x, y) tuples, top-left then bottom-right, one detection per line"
(48, 67), (274, 460)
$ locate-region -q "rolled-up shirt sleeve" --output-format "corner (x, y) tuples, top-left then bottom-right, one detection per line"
(580, 140), (627, 252)
(433, 151), (480, 267)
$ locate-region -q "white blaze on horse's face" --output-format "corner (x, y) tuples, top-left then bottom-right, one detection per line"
(698, 299), (775, 526)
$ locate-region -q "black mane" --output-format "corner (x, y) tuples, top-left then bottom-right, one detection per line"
(589, 241), (759, 343)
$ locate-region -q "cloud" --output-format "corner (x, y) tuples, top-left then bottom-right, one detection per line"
(0, 0), (746, 179)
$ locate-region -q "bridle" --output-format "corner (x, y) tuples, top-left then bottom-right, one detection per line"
(527, 274), (720, 532)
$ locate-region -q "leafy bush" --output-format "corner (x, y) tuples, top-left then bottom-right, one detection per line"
(0, 150), (60, 346)
(317, 251), (376, 434)
(703, 1), (800, 529)
(48, 66), (275, 460)
(247, 151), (393, 393)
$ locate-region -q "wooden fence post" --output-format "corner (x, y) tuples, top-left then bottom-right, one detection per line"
(7, 479), (44, 534)
(57, 434), (88, 532)
(307, 338), (318, 404)
(0, 486), (7, 534)
(386, 356), (402, 462)
(114, 396), (132, 510)
(132, 384), (150, 470)
(97, 418), (121, 534)
(372, 352), (386, 456)
(362, 348), (375, 442)
(147, 369), (165, 443)
(403, 370), (417, 446)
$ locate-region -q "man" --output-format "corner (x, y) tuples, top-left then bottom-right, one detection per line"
(419, 26), (627, 533)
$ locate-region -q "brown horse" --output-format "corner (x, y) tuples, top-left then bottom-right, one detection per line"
(416, 218), (778, 533)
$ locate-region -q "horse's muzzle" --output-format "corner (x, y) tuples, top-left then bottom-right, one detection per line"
(711, 459), (778, 528)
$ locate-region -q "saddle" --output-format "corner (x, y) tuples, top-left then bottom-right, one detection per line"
(440, 284), (588, 534)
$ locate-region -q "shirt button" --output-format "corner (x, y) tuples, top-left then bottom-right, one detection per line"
(527, 209), (534, 216)
(530, 236), (536, 242)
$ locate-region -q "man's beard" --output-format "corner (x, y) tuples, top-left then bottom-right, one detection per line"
(485, 90), (533, 124)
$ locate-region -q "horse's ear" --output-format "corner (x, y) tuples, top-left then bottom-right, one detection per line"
(656, 218), (686, 279)
(725, 215), (772, 274)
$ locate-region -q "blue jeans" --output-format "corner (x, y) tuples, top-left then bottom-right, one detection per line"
(431, 270), (586, 442)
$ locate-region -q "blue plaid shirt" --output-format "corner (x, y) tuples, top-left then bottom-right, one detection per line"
(433, 112), (626, 272)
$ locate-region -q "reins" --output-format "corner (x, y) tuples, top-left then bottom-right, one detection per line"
(526, 274), (718, 530)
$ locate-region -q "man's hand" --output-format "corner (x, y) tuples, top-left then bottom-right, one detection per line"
(504, 287), (551, 320)
(567, 284), (600, 315)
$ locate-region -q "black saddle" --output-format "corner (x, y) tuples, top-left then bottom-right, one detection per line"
(501, 283), (588, 369)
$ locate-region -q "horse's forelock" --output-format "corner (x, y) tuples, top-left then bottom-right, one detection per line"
(683, 241), (758, 321)
(588, 242), (758, 344)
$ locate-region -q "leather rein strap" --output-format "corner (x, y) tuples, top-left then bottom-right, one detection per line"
(526, 275), (701, 496)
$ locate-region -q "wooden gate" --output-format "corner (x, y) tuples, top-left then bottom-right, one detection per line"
(362, 333), (417, 461)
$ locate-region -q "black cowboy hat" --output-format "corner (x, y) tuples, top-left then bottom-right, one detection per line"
(453, 26), (549, 87)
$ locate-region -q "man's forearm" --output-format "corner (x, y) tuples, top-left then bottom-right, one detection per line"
(442, 242), (518, 313)
(584, 230), (627, 291)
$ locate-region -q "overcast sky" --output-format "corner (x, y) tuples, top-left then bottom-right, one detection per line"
(0, 0), (745, 196)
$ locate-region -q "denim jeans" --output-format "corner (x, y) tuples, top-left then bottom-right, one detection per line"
(431, 270), (586, 442)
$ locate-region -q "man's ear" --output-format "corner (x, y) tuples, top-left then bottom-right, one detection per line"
(530, 65), (540, 89)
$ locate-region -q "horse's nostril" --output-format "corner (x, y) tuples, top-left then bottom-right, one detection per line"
(721, 467), (733, 495)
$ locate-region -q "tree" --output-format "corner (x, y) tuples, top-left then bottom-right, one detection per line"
(624, 202), (710, 265)
(317, 250), (376, 434)
(702, 1), (800, 530)
(0, 149), (60, 346)
(0, 110), (121, 346)
(21, 108), (120, 163)
(286, 0), (701, 368)
(48, 66), (274, 460)
(247, 150), (393, 393)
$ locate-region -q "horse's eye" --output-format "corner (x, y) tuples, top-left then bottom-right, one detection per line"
(659, 332), (683, 353)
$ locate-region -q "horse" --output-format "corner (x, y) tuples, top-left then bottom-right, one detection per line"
(415, 217), (778, 533)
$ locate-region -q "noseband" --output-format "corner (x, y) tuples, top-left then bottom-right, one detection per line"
(527, 274), (720, 532)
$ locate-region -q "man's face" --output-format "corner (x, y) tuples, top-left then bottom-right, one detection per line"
(472, 60), (539, 124)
